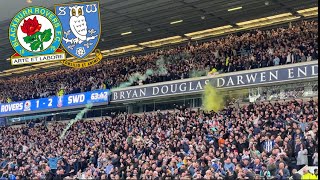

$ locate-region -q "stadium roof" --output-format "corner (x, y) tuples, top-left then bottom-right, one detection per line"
(0, 0), (318, 78)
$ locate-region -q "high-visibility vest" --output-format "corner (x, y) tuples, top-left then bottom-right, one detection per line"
(302, 173), (317, 180)
(226, 56), (230, 66)
(7, 98), (12, 103)
(208, 68), (217, 75)
(57, 89), (64, 96)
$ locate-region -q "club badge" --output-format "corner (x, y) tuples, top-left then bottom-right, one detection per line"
(57, 96), (63, 108)
(9, 6), (65, 65)
(55, 1), (103, 68)
(24, 101), (31, 111)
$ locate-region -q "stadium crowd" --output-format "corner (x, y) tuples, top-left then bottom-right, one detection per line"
(0, 20), (318, 103)
(0, 98), (318, 179)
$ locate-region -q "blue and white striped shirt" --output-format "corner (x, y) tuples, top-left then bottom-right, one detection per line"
(264, 140), (275, 153)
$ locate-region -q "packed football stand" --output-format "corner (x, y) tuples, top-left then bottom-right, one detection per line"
(0, 20), (318, 103)
(0, 20), (318, 180)
(0, 98), (318, 179)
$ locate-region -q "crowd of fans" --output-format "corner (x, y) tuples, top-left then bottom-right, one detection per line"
(0, 97), (317, 179)
(250, 82), (319, 102)
(0, 20), (318, 103)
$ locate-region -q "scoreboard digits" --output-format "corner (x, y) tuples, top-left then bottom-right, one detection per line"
(0, 89), (110, 116)
(48, 98), (53, 107)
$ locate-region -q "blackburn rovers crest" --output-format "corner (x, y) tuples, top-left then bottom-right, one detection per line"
(55, 1), (102, 68)
(9, 6), (65, 65)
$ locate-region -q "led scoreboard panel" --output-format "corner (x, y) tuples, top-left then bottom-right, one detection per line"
(0, 89), (110, 116)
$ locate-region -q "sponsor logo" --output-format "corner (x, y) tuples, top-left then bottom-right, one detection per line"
(9, 6), (65, 65)
(55, 1), (102, 68)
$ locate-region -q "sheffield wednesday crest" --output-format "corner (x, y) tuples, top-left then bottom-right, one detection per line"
(55, 1), (102, 68)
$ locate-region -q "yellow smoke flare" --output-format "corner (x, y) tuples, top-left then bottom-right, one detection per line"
(203, 84), (224, 112)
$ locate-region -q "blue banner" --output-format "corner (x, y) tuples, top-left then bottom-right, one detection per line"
(0, 89), (110, 116)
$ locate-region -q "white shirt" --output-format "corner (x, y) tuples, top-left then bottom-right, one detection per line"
(22, 145), (28, 153)
(312, 152), (318, 165)
(286, 53), (293, 63)
(268, 48), (274, 55)
(213, 50), (219, 58)
(297, 149), (308, 165)
(307, 55), (312, 61)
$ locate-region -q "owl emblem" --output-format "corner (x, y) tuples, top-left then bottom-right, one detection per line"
(56, 1), (100, 60)
(69, 5), (88, 44)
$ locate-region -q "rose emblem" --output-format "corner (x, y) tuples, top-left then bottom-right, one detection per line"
(21, 16), (42, 36)
(21, 16), (52, 51)
(76, 47), (86, 57)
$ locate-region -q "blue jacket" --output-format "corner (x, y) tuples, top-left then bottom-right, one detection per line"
(275, 168), (290, 180)
(104, 164), (113, 175)
(252, 164), (262, 174)
(0, 160), (8, 169)
(224, 163), (235, 172)
(48, 157), (61, 170)
(9, 174), (16, 180)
